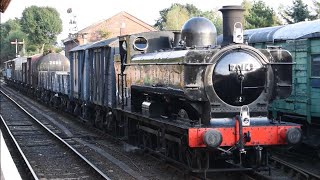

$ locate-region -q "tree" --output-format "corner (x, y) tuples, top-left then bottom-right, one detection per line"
(0, 18), (28, 63)
(312, 0), (320, 19)
(154, 3), (222, 34)
(1, 18), (21, 37)
(185, 3), (202, 17)
(200, 10), (223, 35)
(281, 0), (314, 24)
(163, 4), (189, 30)
(20, 6), (62, 51)
(244, 0), (281, 29)
(97, 30), (112, 39)
(242, 0), (252, 18)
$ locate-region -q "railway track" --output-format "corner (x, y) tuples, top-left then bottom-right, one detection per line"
(3, 82), (318, 180)
(246, 153), (320, 180)
(268, 155), (320, 180)
(1, 82), (205, 179)
(0, 90), (110, 180)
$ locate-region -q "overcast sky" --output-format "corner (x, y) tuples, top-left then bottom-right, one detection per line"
(1, 0), (315, 42)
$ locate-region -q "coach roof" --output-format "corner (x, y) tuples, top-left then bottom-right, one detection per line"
(273, 19), (320, 40)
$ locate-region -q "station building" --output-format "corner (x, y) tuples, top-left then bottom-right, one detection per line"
(63, 11), (156, 56)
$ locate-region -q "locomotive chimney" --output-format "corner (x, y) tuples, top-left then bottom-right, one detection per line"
(219, 5), (244, 46)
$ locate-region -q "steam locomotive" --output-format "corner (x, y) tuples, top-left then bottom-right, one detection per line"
(4, 6), (302, 174)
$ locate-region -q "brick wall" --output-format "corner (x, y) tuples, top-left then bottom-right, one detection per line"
(63, 12), (155, 55)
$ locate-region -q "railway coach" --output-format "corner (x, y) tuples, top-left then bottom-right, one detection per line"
(240, 20), (320, 155)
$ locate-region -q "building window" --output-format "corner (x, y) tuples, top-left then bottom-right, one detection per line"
(312, 54), (320, 77)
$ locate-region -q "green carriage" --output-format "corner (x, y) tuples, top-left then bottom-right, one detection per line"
(241, 20), (320, 150)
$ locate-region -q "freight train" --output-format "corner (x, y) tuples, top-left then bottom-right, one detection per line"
(3, 6), (303, 174)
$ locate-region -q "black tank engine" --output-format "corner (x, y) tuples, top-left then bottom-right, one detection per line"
(118, 5), (301, 171)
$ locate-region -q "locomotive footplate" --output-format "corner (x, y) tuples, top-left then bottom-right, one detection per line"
(115, 108), (303, 173)
(189, 118), (302, 148)
(118, 107), (302, 149)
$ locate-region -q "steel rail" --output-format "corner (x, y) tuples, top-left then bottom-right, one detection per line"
(0, 114), (39, 180)
(270, 156), (320, 180)
(0, 90), (111, 180)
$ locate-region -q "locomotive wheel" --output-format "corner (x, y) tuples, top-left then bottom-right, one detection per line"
(142, 133), (152, 151)
(196, 151), (202, 169)
(166, 141), (178, 160)
(184, 148), (193, 168)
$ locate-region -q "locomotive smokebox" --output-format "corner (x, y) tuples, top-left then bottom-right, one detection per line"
(219, 5), (244, 46)
(181, 17), (217, 47)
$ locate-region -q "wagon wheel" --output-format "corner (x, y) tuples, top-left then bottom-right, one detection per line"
(104, 111), (113, 132)
(94, 109), (104, 130)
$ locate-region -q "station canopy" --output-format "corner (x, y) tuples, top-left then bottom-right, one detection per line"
(0, 0), (11, 13)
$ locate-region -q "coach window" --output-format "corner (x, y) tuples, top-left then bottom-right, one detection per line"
(312, 55), (320, 77)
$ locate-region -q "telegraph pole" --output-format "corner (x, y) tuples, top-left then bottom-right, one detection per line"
(10, 39), (24, 57)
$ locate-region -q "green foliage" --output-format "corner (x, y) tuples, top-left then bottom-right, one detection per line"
(312, 0), (320, 19)
(241, 0), (252, 18)
(163, 4), (189, 30)
(20, 6), (62, 48)
(1, 18), (21, 37)
(200, 10), (223, 35)
(185, 4), (202, 17)
(154, 3), (222, 34)
(97, 29), (112, 39)
(0, 6), (63, 65)
(0, 19), (28, 62)
(281, 0), (315, 24)
(244, 0), (280, 29)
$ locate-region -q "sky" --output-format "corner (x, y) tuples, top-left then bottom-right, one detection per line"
(0, 0), (315, 43)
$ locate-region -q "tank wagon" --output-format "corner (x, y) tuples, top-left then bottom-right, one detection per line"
(5, 5), (303, 173)
(4, 53), (70, 106)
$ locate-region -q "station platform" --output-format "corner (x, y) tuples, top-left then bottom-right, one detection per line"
(1, 131), (22, 180)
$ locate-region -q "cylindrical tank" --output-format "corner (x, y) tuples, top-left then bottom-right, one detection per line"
(37, 53), (70, 72)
